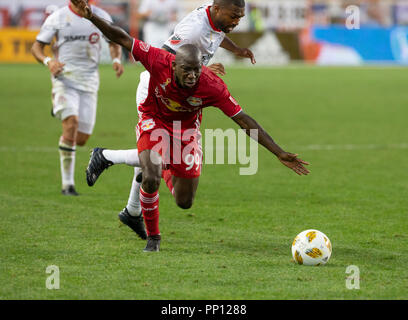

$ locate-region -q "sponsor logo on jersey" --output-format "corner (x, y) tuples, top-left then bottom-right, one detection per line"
(164, 99), (182, 112)
(89, 32), (100, 44)
(139, 41), (150, 52)
(187, 96), (203, 107)
(64, 35), (88, 42)
(170, 34), (182, 45)
(154, 88), (201, 113)
(141, 119), (156, 131)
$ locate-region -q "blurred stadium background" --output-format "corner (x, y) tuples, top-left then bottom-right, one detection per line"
(2, 0), (408, 66)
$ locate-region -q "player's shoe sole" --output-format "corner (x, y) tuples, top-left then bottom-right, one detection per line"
(61, 185), (79, 196)
(86, 147), (113, 187)
(143, 235), (161, 252)
(118, 208), (147, 240)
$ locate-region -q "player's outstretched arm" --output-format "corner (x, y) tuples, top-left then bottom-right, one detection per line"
(221, 37), (256, 64)
(232, 111), (310, 175)
(70, 0), (133, 51)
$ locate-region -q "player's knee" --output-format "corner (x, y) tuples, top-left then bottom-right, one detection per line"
(176, 197), (193, 210)
(76, 135), (90, 146)
(76, 139), (87, 147)
(65, 116), (79, 128)
(142, 174), (161, 193)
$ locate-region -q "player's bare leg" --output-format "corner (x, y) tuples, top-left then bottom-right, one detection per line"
(171, 176), (199, 210)
(60, 115), (79, 196)
(76, 131), (91, 146)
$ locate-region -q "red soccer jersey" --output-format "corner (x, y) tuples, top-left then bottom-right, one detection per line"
(131, 39), (242, 132)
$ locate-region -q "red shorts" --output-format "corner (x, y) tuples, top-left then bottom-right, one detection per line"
(136, 117), (202, 179)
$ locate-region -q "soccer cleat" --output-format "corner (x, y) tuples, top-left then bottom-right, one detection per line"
(118, 208), (147, 240)
(86, 147), (113, 186)
(143, 235), (161, 252)
(61, 185), (79, 196)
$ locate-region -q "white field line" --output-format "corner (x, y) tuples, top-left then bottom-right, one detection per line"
(1, 143), (408, 153)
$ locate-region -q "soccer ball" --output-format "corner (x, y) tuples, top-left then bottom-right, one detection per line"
(291, 229), (332, 266)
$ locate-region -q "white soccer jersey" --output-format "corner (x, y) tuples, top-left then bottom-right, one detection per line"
(36, 4), (112, 92)
(163, 3), (226, 66)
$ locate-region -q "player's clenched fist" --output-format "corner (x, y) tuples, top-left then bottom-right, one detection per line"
(113, 62), (124, 78)
(208, 63), (226, 76)
(47, 59), (65, 77)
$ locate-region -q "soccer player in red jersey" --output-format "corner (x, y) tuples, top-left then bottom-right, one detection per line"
(72, 0), (310, 252)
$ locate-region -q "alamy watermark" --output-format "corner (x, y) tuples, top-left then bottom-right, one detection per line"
(145, 121), (259, 175)
(46, 265), (60, 290)
(345, 5), (360, 30)
(345, 265), (360, 289)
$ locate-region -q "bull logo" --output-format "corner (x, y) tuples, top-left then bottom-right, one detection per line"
(187, 96), (202, 107)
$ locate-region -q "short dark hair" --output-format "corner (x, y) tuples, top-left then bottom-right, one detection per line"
(213, 0), (245, 8)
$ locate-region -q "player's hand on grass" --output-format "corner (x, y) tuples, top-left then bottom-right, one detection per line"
(70, 0), (92, 19)
(113, 62), (124, 78)
(278, 152), (310, 176)
(48, 59), (65, 77)
(234, 47), (256, 64)
(208, 63), (226, 76)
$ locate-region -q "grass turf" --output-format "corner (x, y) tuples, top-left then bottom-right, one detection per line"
(0, 63), (407, 299)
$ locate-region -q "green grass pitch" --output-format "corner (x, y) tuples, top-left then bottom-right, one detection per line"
(0, 63), (407, 299)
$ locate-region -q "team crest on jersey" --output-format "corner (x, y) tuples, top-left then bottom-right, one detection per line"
(170, 34), (182, 45)
(141, 119), (155, 131)
(89, 32), (100, 44)
(187, 96), (202, 107)
(139, 41), (151, 52)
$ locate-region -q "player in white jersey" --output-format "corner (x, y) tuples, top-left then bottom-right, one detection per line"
(86, 0), (255, 239)
(138, 0), (179, 48)
(31, 0), (124, 196)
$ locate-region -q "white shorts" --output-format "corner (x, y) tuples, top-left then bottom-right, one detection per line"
(52, 81), (98, 135)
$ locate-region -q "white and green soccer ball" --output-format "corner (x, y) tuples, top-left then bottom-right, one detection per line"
(291, 229), (332, 266)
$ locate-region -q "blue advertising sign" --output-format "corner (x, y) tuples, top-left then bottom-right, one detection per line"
(312, 25), (408, 64)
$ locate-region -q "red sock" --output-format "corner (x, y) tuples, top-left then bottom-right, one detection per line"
(140, 188), (160, 236)
(162, 169), (174, 196)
